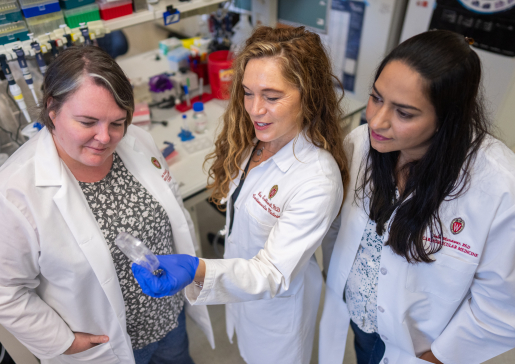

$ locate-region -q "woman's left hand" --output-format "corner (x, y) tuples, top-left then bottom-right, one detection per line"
(419, 350), (444, 363)
(132, 254), (199, 298)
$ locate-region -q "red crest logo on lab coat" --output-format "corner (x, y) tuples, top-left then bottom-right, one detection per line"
(151, 157), (162, 169)
(450, 218), (465, 235)
(269, 185), (279, 199)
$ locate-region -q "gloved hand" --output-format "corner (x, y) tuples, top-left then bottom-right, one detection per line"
(131, 254), (199, 298)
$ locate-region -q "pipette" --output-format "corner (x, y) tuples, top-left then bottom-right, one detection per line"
(79, 23), (92, 45)
(0, 54), (31, 123)
(183, 85), (191, 107)
(13, 46), (39, 106)
(29, 35), (48, 77)
(45, 33), (60, 58)
(59, 25), (73, 50)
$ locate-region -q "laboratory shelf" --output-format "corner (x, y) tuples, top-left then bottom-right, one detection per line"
(59, 0), (95, 10)
(64, 3), (99, 28)
(102, 0), (226, 31)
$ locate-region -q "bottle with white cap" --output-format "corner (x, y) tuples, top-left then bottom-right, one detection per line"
(192, 101), (207, 133)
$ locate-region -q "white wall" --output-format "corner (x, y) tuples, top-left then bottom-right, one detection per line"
(495, 70), (515, 149)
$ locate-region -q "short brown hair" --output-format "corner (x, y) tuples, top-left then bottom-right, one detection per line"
(205, 26), (349, 206)
(39, 46), (134, 133)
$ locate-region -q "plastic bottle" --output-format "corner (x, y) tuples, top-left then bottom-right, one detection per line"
(193, 102), (207, 133)
(114, 232), (160, 272)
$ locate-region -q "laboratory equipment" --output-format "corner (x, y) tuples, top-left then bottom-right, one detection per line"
(59, 24), (73, 49)
(21, 121), (42, 138)
(177, 114), (194, 141)
(45, 33), (59, 57)
(114, 232), (160, 272)
(0, 21), (29, 45)
(25, 10), (65, 36)
(59, 0), (95, 10)
(79, 22), (92, 45)
(64, 5), (100, 29)
(174, 69), (199, 91)
(132, 102), (150, 129)
(30, 35), (48, 76)
(193, 101), (207, 133)
(183, 85), (191, 107)
(231, 14), (253, 54)
(0, 54), (31, 123)
(13, 46), (39, 106)
(162, 141), (178, 164)
(181, 137), (212, 154)
(159, 37), (181, 56)
(20, 0), (60, 18)
(149, 73), (174, 103)
(166, 46), (189, 72)
(0, 0), (23, 25)
(208, 50), (233, 100)
(97, 0), (132, 21)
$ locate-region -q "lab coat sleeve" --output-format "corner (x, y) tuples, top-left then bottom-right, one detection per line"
(0, 194), (75, 359)
(186, 178), (343, 305)
(431, 204), (515, 364)
(321, 216), (341, 277)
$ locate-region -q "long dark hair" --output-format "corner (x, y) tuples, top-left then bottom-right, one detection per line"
(357, 30), (489, 263)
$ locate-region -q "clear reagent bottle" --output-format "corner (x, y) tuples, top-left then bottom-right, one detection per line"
(192, 102), (207, 133)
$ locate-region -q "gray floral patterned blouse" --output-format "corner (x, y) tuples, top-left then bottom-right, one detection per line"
(79, 152), (184, 350)
(344, 218), (384, 334)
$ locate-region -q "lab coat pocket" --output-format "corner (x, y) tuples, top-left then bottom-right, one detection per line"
(60, 342), (119, 363)
(243, 295), (296, 335)
(242, 200), (276, 255)
(405, 253), (478, 302)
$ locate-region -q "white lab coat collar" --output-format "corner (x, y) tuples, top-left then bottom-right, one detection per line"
(34, 128), (64, 187)
(268, 131), (315, 173)
(221, 131), (314, 205)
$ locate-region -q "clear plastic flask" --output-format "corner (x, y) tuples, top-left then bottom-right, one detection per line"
(115, 232), (160, 272)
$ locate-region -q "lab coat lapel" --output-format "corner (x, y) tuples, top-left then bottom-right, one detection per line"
(115, 134), (195, 252)
(36, 129), (126, 319)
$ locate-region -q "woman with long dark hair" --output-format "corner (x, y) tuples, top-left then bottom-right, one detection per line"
(319, 30), (515, 364)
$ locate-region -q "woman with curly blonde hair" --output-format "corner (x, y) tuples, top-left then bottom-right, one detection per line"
(132, 26), (349, 364)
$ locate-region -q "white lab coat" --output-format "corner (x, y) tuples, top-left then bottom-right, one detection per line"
(0, 125), (214, 364)
(185, 132), (344, 364)
(319, 124), (515, 364)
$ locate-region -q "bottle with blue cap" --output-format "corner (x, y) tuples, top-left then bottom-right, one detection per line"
(192, 101), (207, 133)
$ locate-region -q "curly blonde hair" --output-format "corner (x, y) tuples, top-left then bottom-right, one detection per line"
(205, 26), (349, 207)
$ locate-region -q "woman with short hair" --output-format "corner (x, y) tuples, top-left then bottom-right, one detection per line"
(319, 30), (515, 364)
(0, 46), (213, 364)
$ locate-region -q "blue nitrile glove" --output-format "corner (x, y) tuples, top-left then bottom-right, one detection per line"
(131, 254), (199, 298)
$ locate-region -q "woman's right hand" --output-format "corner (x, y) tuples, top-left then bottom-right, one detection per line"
(132, 254), (199, 298)
(63, 332), (109, 355)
